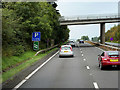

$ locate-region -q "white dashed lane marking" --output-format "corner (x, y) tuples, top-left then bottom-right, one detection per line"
(86, 66), (90, 70)
(82, 54), (83, 56)
(93, 82), (99, 89)
(83, 59), (86, 61)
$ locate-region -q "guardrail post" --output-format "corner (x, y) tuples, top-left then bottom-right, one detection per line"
(100, 23), (105, 44)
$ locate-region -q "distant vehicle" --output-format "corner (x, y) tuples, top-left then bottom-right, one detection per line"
(79, 40), (84, 43)
(62, 44), (72, 48)
(59, 45), (74, 57)
(98, 51), (120, 70)
(68, 41), (75, 47)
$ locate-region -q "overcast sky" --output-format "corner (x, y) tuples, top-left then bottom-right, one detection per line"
(56, 0), (119, 40)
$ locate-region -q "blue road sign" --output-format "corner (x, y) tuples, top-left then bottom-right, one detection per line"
(32, 32), (41, 41)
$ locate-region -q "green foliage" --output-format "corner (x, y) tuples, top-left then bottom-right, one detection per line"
(2, 48), (57, 82)
(2, 2), (69, 57)
(91, 37), (99, 42)
(77, 39), (80, 42)
(81, 36), (89, 41)
(105, 25), (120, 42)
(2, 51), (36, 70)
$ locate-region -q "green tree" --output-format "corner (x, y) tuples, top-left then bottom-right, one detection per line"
(81, 36), (89, 41)
(91, 37), (99, 42)
(105, 24), (120, 43)
(2, 2), (70, 57)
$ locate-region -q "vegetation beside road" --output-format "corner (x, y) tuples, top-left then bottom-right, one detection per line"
(2, 2), (69, 57)
(91, 25), (120, 43)
(106, 41), (120, 44)
(2, 51), (36, 71)
(105, 25), (120, 43)
(2, 2), (69, 83)
(2, 48), (58, 83)
(77, 36), (90, 41)
(86, 41), (118, 51)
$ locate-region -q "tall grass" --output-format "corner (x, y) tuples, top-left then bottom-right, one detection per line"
(2, 51), (36, 70)
(2, 48), (57, 82)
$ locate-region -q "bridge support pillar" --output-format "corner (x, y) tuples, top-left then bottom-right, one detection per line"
(100, 23), (105, 44)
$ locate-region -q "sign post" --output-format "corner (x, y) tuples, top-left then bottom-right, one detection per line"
(32, 32), (41, 51)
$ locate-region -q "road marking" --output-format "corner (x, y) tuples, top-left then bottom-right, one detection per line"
(86, 66), (90, 70)
(82, 54), (83, 56)
(93, 82), (99, 89)
(95, 47), (105, 52)
(12, 80), (27, 90)
(83, 59), (86, 61)
(13, 51), (59, 90)
(81, 51), (82, 53)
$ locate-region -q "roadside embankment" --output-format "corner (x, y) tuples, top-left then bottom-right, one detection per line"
(2, 45), (58, 84)
(86, 41), (120, 51)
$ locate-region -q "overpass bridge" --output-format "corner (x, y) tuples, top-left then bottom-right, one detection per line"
(59, 14), (120, 44)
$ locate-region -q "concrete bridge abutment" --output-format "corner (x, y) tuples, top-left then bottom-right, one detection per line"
(100, 23), (105, 44)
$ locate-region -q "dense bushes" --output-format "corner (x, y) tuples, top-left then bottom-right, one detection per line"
(2, 2), (70, 57)
(105, 25), (120, 42)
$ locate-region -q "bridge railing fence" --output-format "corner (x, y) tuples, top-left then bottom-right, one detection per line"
(59, 14), (120, 21)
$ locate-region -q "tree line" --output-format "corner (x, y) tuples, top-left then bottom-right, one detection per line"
(76, 24), (120, 42)
(2, 2), (70, 57)
(105, 24), (120, 42)
(91, 24), (120, 42)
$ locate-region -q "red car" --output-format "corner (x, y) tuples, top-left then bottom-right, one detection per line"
(98, 51), (120, 70)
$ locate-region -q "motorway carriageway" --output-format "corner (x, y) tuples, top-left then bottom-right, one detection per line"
(14, 43), (119, 89)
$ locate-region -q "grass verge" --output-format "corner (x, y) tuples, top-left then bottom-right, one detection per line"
(2, 51), (36, 71)
(2, 48), (58, 83)
(86, 41), (117, 51)
(106, 41), (120, 44)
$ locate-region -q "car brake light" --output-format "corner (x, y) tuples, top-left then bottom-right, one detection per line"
(60, 47), (61, 51)
(70, 47), (72, 51)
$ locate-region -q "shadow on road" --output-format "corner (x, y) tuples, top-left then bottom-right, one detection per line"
(59, 56), (74, 58)
(102, 66), (120, 71)
(95, 66), (120, 71)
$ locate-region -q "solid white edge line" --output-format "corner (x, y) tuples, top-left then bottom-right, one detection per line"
(13, 51), (59, 90)
(12, 80), (27, 90)
(95, 47), (105, 52)
(93, 82), (99, 89)
(86, 66), (90, 70)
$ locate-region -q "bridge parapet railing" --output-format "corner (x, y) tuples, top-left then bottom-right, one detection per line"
(59, 14), (120, 21)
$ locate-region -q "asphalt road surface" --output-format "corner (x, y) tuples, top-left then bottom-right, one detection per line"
(17, 43), (119, 89)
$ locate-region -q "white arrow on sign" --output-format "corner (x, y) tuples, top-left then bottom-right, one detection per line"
(34, 44), (38, 48)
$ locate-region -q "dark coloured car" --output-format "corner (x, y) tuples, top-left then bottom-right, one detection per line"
(79, 40), (84, 43)
(68, 41), (75, 47)
(98, 51), (120, 70)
